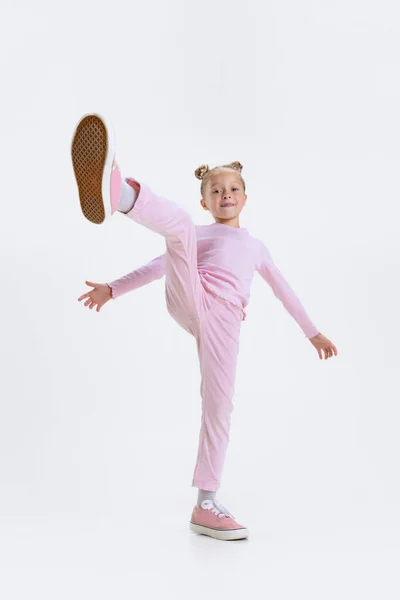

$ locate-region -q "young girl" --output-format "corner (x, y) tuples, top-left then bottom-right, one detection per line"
(72, 113), (337, 541)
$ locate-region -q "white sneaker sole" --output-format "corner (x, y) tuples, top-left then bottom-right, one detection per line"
(70, 112), (116, 224)
(190, 521), (249, 541)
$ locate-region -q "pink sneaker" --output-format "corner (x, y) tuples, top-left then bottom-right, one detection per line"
(190, 499), (249, 541)
(71, 113), (122, 224)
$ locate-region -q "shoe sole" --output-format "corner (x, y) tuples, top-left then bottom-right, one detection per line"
(70, 113), (115, 224)
(189, 521), (249, 541)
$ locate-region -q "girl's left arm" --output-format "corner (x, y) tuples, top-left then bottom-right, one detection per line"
(255, 240), (320, 340)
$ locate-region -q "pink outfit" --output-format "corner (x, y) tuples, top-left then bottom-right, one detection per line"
(109, 194), (319, 338)
(108, 178), (319, 491)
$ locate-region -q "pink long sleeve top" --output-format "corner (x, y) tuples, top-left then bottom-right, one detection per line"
(107, 222), (319, 339)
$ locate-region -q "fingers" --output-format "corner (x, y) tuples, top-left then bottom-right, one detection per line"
(78, 281), (98, 302)
(76, 290), (105, 311)
(78, 294), (103, 311)
(316, 343), (337, 360)
(321, 344), (336, 360)
(84, 298), (97, 309)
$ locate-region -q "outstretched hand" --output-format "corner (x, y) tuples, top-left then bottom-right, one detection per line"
(309, 332), (338, 360)
(77, 281), (112, 312)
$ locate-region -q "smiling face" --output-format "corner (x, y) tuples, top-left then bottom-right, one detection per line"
(200, 168), (247, 228)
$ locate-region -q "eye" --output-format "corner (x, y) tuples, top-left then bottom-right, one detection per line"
(233, 187), (239, 191)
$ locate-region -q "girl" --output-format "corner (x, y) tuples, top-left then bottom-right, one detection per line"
(72, 113), (337, 542)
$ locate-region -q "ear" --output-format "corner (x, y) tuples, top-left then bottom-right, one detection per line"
(200, 198), (209, 211)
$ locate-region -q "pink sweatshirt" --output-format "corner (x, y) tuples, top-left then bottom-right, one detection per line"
(108, 222), (319, 339)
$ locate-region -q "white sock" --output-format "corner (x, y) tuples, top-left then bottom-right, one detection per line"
(118, 179), (138, 214)
(197, 489), (216, 507)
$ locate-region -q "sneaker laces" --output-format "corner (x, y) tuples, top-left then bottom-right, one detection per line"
(202, 499), (234, 519)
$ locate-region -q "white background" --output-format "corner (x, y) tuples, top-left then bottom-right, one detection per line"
(1, 0), (399, 597)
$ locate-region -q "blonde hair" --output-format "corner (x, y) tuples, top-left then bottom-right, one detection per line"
(194, 161), (245, 197)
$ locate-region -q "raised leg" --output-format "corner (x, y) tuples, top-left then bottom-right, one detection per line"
(123, 178), (206, 332)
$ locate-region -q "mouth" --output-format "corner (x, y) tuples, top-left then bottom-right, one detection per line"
(220, 202), (235, 208)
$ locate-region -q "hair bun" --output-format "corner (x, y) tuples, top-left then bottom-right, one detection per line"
(194, 164), (210, 180)
(226, 161), (243, 173)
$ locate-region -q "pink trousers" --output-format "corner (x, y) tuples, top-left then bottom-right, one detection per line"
(123, 178), (242, 492)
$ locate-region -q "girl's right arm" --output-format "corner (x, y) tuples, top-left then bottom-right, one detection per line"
(106, 253), (167, 299)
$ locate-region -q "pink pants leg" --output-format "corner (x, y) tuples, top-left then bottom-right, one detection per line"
(123, 178), (242, 492)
